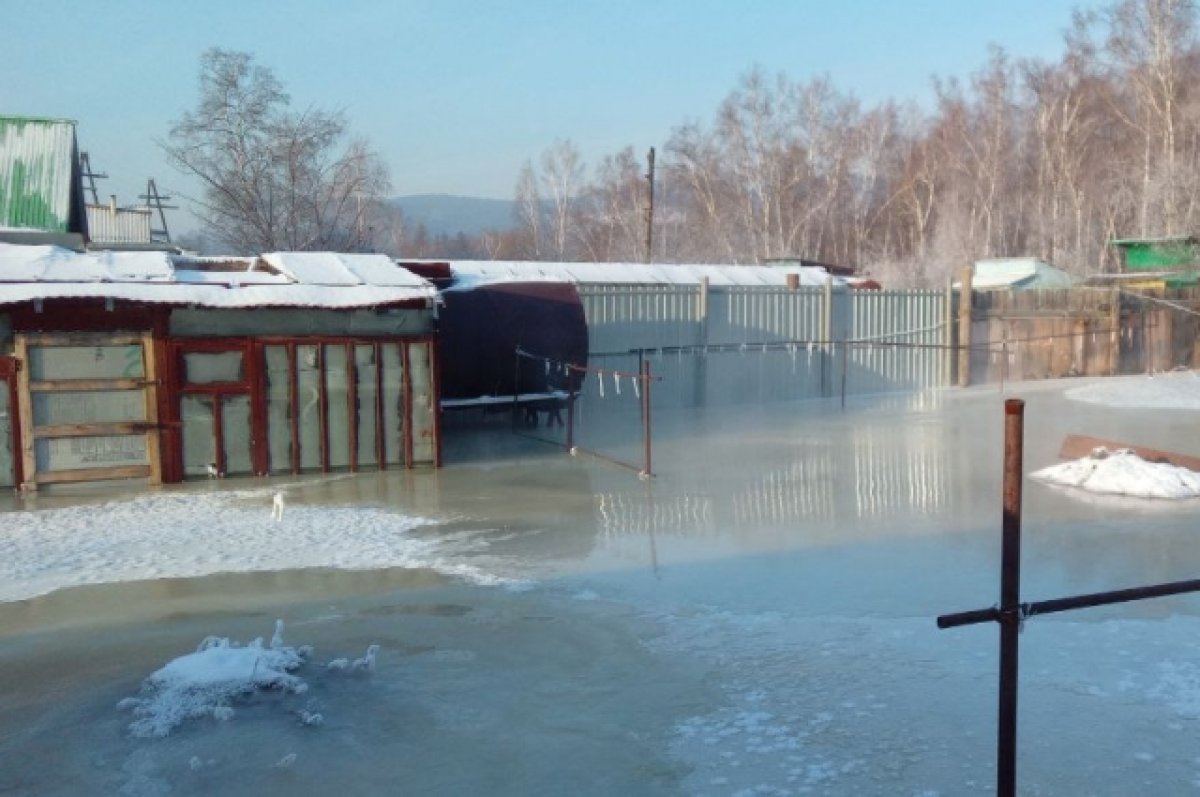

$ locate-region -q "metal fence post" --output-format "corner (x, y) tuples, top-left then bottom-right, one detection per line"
(998, 398), (1025, 797)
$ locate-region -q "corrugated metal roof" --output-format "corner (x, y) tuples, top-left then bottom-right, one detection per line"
(434, 260), (844, 288)
(0, 243), (437, 308)
(85, 204), (151, 244)
(965, 258), (1074, 290)
(0, 117), (77, 232)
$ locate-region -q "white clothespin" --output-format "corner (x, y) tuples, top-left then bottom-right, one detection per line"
(545, 359), (550, 375)
(632, 375), (640, 399)
(598, 372), (605, 398)
(613, 372), (621, 395)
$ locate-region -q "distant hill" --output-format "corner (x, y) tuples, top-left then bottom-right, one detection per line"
(391, 194), (517, 237)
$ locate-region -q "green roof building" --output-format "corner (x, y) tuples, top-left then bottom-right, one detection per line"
(0, 116), (86, 234)
(1108, 236), (1200, 288)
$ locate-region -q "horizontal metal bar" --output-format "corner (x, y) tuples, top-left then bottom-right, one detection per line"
(937, 606), (1000, 629)
(1027, 578), (1200, 618)
(939, 577), (1200, 630)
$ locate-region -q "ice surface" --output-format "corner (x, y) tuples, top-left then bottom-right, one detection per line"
(1032, 448), (1200, 499)
(4, 375), (1200, 794)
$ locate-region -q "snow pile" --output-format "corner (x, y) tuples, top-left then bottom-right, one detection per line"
(118, 620), (382, 737)
(1032, 447), (1200, 499)
(1065, 370), (1200, 410)
(118, 620), (312, 738)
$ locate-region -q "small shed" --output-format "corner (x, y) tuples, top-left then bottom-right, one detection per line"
(1109, 237), (1200, 289)
(0, 244), (441, 490)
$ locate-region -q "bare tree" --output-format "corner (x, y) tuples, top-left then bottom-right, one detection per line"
(162, 48), (390, 253)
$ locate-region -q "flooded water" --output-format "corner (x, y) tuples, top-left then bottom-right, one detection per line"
(2, 378), (1200, 795)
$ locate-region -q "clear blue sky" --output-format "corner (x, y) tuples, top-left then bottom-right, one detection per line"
(3, 0), (1093, 227)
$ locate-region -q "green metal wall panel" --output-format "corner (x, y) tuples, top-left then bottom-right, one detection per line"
(0, 117), (77, 232)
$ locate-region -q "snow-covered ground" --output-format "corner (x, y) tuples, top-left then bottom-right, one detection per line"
(0, 373), (1198, 795)
(0, 482), (518, 603)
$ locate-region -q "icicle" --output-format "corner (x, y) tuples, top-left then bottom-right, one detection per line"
(807, 340), (814, 365)
(632, 376), (640, 399)
(598, 373), (605, 398)
(740, 343), (747, 356)
(613, 372), (621, 395)
(545, 359), (550, 376)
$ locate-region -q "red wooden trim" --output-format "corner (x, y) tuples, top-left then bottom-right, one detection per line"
(160, 339), (183, 483)
(318, 344), (329, 473)
(401, 342), (413, 469)
(346, 342), (358, 473)
(213, 393), (225, 477)
(248, 340), (269, 477)
(374, 342), (386, 470)
(6, 300), (168, 334)
(288, 343), (299, 475)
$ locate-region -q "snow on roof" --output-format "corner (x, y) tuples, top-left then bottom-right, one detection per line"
(0, 243), (175, 282)
(263, 252), (429, 288)
(433, 260), (845, 289)
(0, 243), (436, 309)
(965, 257), (1074, 290)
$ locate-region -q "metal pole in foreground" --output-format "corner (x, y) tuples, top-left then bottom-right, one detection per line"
(640, 360), (652, 478)
(998, 398), (1025, 797)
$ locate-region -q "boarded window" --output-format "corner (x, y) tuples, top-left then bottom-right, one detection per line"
(408, 341), (436, 464)
(355, 344), (379, 467)
(324, 344), (351, 470)
(28, 345), (144, 381)
(222, 395), (253, 476)
(297, 345), (322, 471)
(181, 394), (216, 477)
(381, 343), (404, 465)
(183, 351), (244, 384)
(264, 345), (292, 474)
(35, 435), (147, 471)
(32, 390), (145, 426)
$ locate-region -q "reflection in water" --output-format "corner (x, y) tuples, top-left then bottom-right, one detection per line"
(595, 491), (715, 538)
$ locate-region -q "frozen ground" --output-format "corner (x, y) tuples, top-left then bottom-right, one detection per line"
(0, 372), (1198, 795)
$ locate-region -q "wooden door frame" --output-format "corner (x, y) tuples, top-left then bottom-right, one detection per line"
(13, 332), (160, 489)
(169, 338), (260, 479)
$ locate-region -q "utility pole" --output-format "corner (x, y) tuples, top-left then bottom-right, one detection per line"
(644, 147), (656, 264)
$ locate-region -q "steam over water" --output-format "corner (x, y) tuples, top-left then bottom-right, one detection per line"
(2, 374), (1199, 795)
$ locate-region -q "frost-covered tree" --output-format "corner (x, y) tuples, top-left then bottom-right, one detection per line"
(162, 48), (390, 253)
